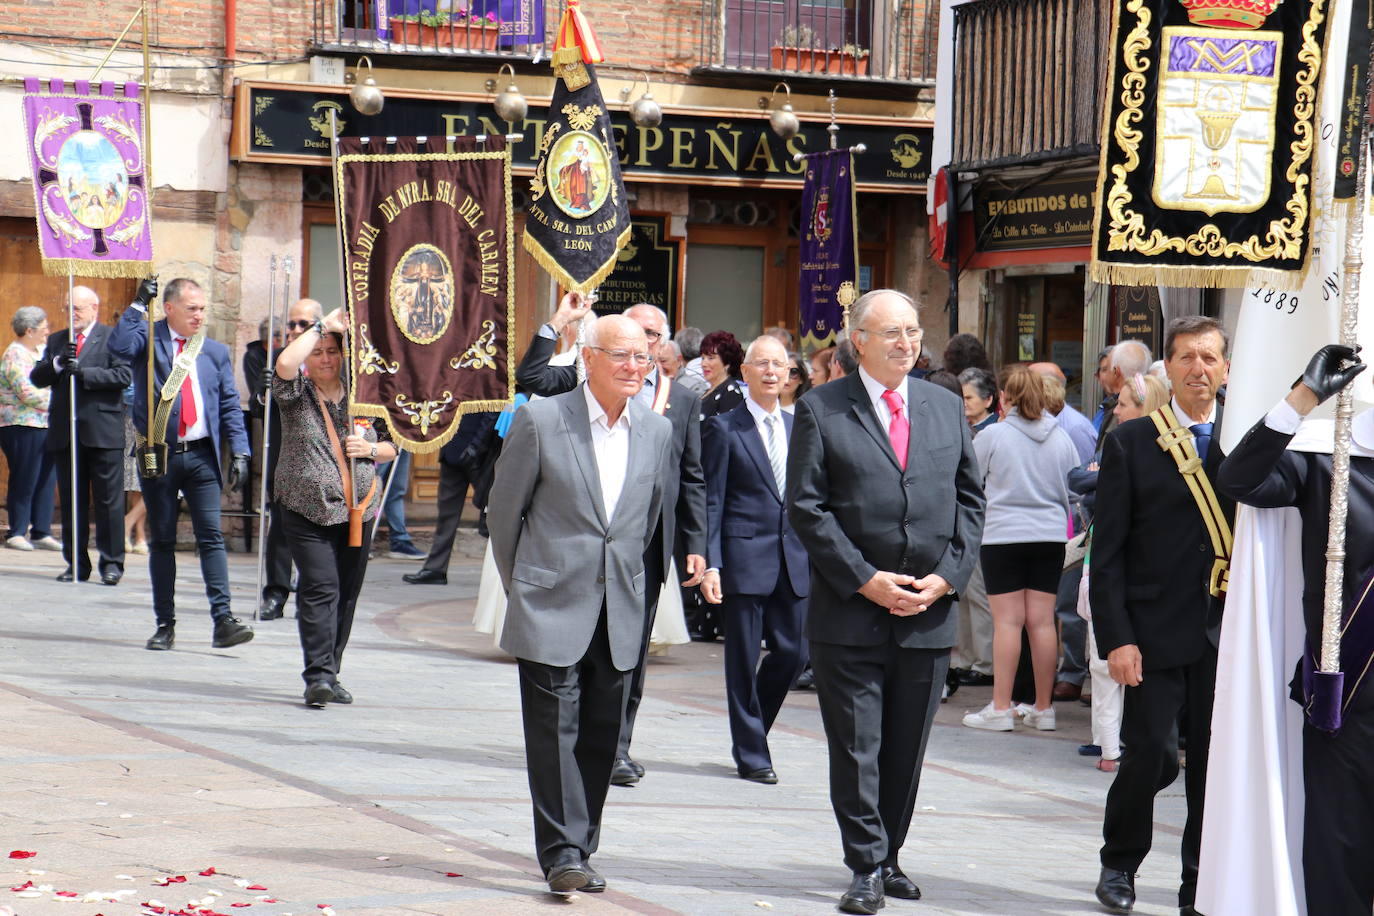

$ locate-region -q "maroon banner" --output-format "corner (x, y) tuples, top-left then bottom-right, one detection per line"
(335, 136), (514, 452)
(798, 149), (858, 351)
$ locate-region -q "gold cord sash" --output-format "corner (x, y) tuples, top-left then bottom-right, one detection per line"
(1149, 405), (1232, 597)
(134, 329), (206, 452)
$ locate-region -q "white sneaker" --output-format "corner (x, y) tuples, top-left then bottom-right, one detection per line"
(1017, 704), (1057, 731)
(32, 536), (62, 551)
(962, 702), (1014, 731)
(5, 535), (34, 551)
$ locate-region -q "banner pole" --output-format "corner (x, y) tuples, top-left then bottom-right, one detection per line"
(254, 254), (279, 616)
(141, 0), (157, 477)
(326, 110), (359, 506)
(67, 270), (78, 585)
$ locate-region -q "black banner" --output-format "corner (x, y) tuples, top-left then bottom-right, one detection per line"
(593, 214), (681, 327)
(972, 175), (1094, 251)
(235, 82), (932, 191)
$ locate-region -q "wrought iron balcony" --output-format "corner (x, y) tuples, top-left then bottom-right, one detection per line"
(313, 0), (550, 57)
(950, 0), (1112, 169)
(696, 0), (938, 85)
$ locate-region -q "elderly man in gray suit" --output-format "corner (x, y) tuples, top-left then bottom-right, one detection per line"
(789, 289), (985, 914)
(488, 314), (674, 895)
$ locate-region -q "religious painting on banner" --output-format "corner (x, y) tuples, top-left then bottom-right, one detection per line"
(522, 0), (631, 294)
(22, 77), (153, 278)
(798, 149), (858, 351)
(1089, 0), (1333, 290)
(335, 136), (514, 453)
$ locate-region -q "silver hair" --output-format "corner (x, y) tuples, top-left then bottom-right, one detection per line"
(1110, 339), (1152, 377)
(676, 327), (704, 359)
(661, 340), (681, 358)
(848, 288), (917, 336)
(11, 306), (47, 337)
(958, 367), (996, 401)
(744, 334), (787, 363)
(625, 303), (671, 341)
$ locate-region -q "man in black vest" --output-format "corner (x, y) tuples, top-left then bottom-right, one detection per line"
(1090, 315), (1235, 916)
(31, 285), (132, 585)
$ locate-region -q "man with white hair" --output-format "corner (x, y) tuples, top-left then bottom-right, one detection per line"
(514, 296), (707, 786)
(1105, 340), (1153, 440)
(657, 339), (683, 380)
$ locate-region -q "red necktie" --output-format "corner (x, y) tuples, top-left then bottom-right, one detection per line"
(176, 337), (197, 438)
(881, 388), (909, 471)
(74, 331), (85, 355)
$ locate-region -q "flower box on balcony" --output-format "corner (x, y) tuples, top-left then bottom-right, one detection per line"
(388, 13), (500, 50)
(770, 45), (823, 71)
(828, 48), (870, 75)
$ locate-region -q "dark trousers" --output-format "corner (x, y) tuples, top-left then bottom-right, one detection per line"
(517, 609), (630, 871)
(54, 444), (125, 576)
(617, 535), (665, 760)
(1303, 684), (1374, 915)
(811, 637), (948, 873)
(1100, 648), (1217, 907)
(421, 460), (471, 575)
(0, 426), (55, 539)
(722, 578), (809, 773)
(141, 440), (230, 623)
(262, 500), (293, 601)
(1056, 562), (1087, 685)
(280, 506), (372, 685)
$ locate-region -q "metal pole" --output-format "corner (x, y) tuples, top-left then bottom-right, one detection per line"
(141, 0), (157, 479)
(67, 271), (78, 585)
(1319, 115), (1372, 674)
(253, 254), (280, 615)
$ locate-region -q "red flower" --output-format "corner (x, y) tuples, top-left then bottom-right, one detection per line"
(6, 851), (35, 860)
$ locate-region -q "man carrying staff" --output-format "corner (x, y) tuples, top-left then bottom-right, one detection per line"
(488, 314), (673, 894)
(109, 278), (255, 651)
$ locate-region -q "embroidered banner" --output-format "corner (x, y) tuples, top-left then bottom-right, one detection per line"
(498, 0), (544, 45)
(22, 77), (153, 278)
(1089, 0), (1333, 289)
(798, 149), (858, 351)
(335, 136), (514, 453)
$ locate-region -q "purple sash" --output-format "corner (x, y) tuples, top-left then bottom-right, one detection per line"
(1303, 563), (1374, 733)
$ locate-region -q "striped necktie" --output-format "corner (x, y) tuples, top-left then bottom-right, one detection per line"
(764, 415), (785, 494)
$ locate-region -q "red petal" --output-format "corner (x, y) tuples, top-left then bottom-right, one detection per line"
(261, 900), (278, 904)
(56, 890), (79, 897)
(245, 885), (267, 891)
(230, 904), (252, 908)
(318, 905), (332, 909)
(445, 872), (462, 877)
(6, 851), (36, 859)
(199, 867), (217, 876)
(9, 881), (34, 891)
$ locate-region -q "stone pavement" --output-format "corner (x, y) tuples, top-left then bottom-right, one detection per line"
(0, 543), (1189, 916)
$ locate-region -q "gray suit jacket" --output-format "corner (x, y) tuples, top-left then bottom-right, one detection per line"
(488, 386), (673, 670)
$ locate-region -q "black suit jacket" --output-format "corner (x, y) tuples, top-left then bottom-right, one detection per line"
(1218, 417), (1374, 649)
(514, 330), (706, 563)
(787, 373), (984, 649)
(30, 323), (132, 451)
(702, 403), (810, 598)
(1090, 405), (1236, 670)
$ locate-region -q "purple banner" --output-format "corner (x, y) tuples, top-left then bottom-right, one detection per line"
(1167, 34), (1278, 77)
(22, 77), (153, 278)
(798, 149), (857, 351)
(499, 0), (544, 45)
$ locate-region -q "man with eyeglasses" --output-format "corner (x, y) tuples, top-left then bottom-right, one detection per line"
(789, 289), (984, 914)
(488, 314), (674, 895)
(699, 335), (810, 785)
(515, 293), (707, 788)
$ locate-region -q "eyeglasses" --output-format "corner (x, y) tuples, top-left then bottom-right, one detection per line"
(642, 329), (664, 341)
(747, 359), (789, 371)
(590, 347), (652, 366)
(285, 319), (316, 330)
(788, 367), (802, 379)
(860, 327), (923, 343)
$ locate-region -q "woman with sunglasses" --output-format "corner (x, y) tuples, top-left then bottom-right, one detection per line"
(779, 351), (811, 413)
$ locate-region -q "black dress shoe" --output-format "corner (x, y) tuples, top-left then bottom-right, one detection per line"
(1180, 907), (1203, 916)
(304, 680), (333, 708)
(145, 624), (175, 651)
(610, 757), (640, 786)
(101, 569), (122, 586)
(331, 683), (353, 704)
(958, 670), (994, 686)
(258, 592), (286, 620)
(792, 666), (815, 690)
(1095, 867), (1136, 914)
(211, 616), (254, 648)
(544, 852), (588, 893)
(839, 868), (885, 915)
(56, 568), (90, 583)
(739, 767), (778, 784)
(881, 865), (921, 900)
(627, 757), (645, 778)
(402, 568), (447, 585)
(581, 860), (606, 893)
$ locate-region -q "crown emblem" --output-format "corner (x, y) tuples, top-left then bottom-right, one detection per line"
(1178, 0), (1281, 30)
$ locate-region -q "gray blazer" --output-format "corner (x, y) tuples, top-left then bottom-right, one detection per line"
(488, 386), (673, 671)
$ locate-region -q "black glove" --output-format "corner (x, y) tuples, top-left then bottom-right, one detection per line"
(134, 277), (159, 308)
(1298, 344), (1366, 404)
(62, 341), (80, 376)
(228, 454), (249, 490)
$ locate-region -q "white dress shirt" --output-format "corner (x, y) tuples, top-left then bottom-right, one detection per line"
(635, 366), (661, 410)
(1171, 396), (1217, 428)
(858, 365), (910, 429)
(744, 396), (788, 476)
(583, 383), (632, 520)
(170, 329), (210, 442)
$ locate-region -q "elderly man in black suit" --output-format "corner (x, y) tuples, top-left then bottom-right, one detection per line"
(700, 334), (810, 785)
(515, 294), (707, 786)
(788, 288), (984, 914)
(1090, 315), (1235, 916)
(31, 285), (132, 585)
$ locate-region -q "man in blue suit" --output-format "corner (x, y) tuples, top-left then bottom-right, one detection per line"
(700, 335), (810, 785)
(110, 278), (254, 651)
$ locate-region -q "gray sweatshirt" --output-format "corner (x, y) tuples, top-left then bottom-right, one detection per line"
(972, 409), (1080, 546)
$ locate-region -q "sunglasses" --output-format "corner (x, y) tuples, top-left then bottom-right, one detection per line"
(285, 319), (315, 330)
(788, 368), (802, 379)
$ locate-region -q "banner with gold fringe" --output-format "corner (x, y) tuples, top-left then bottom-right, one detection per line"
(23, 76), (153, 278)
(522, 0), (630, 294)
(1088, 0), (1333, 290)
(335, 135), (514, 454)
